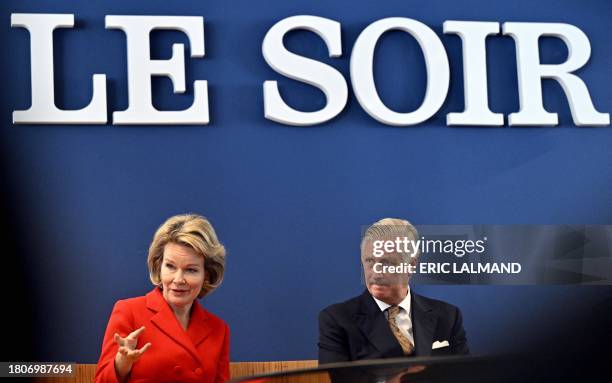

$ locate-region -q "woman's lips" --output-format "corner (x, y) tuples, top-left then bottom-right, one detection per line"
(172, 289), (189, 295)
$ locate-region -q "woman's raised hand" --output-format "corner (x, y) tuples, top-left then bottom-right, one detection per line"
(113, 326), (152, 381)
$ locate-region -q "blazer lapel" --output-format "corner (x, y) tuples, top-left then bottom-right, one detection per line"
(354, 290), (404, 358)
(187, 301), (212, 347)
(146, 289), (205, 366)
(412, 293), (437, 356)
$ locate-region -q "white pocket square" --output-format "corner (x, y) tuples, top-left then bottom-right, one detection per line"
(432, 340), (450, 349)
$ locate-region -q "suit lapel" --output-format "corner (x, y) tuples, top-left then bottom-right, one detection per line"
(146, 288), (206, 366)
(412, 293), (437, 356)
(187, 301), (212, 347)
(354, 290), (404, 358)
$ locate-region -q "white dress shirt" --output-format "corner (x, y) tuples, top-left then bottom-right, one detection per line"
(372, 288), (415, 347)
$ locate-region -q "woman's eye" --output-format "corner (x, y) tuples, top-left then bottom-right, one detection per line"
(165, 263), (176, 269)
(187, 268), (197, 273)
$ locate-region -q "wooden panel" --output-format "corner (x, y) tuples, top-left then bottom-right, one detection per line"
(33, 361), (323, 383)
(230, 360), (318, 378)
(33, 364), (96, 383)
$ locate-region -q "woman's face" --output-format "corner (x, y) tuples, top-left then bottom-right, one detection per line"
(160, 242), (205, 311)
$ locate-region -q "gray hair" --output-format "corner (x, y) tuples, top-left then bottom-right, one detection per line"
(361, 218), (420, 263)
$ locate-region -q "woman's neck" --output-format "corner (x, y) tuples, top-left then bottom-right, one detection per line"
(171, 303), (193, 330)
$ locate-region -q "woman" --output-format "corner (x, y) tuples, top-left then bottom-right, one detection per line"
(95, 214), (229, 383)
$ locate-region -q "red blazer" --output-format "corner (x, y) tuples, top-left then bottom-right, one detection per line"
(95, 288), (230, 383)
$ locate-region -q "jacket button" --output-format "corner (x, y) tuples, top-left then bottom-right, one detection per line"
(174, 366), (183, 375)
(194, 368), (203, 376)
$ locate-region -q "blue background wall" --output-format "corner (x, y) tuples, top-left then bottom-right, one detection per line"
(1, 0), (611, 362)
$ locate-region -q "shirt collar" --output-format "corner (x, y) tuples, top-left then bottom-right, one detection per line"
(372, 287), (411, 314)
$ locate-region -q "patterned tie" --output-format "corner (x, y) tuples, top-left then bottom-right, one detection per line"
(387, 306), (414, 355)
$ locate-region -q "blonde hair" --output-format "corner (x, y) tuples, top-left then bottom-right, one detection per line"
(361, 218), (420, 262)
(148, 214), (226, 298)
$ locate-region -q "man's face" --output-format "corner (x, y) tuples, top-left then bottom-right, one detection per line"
(362, 240), (410, 305)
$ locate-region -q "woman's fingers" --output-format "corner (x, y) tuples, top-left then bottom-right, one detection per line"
(124, 343), (151, 360)
(114, 333), (125, 346)
(137, 343), (152, 355)
(127, 326), (146, 340)
(115, 327), (149, 361)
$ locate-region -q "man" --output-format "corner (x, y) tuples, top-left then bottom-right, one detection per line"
(318, 218), (469, 364)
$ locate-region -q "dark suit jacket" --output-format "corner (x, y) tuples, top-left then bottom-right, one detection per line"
(94, 288), (230, 383)
(318, 290), (469, 364)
